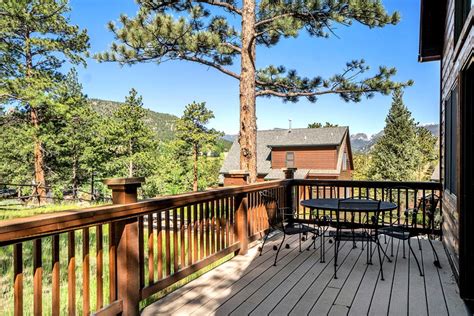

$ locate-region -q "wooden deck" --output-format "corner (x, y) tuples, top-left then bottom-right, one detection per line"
(142, 234), (471, 316)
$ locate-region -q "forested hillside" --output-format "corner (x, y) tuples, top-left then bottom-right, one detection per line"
(89, 98), (178, 141)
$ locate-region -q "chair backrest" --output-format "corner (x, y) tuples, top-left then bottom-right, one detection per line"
(259, 191), (284, 229)
(417, 193), (440, 219)
(337, 198), (382, 225)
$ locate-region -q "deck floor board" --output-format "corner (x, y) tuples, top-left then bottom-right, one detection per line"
(142, 235), (470, 316)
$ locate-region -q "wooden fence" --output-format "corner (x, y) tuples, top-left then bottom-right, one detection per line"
(0, 178), (441, 315)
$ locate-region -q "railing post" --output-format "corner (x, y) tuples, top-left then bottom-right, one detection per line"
(234, 193), (249, 255)
(104, 177), (144, 316)
(283, 168), (296, 211)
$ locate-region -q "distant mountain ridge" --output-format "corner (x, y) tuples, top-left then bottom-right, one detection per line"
(89, 98), (233, 151)
(350, 123), (439, 153)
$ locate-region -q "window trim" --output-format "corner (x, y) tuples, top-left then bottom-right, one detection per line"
(285, 151), (295, 168)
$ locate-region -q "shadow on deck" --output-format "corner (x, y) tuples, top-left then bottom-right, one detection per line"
(142, 234), (470, 316)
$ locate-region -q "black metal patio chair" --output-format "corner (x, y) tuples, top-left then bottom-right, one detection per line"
(332, 198), (391, 280)
(259, 191), (319, 266)
(377, 187), (441, 276)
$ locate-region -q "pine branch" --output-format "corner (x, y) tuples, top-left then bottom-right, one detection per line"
(179, 54), (240, 79)
(139, 0), (241, 15)
(194, 0), (242, 15)
(255, 61), (413, 102)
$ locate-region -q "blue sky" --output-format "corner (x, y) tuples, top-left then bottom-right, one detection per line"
(69, 0), (440, 136)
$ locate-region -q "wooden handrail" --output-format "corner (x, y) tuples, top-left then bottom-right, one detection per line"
(293, 179), (442, 190)
(0, 180), (289, 246)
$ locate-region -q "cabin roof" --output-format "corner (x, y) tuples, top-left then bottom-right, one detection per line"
(419, 0), (447, 62)
(219, 127), (349, 177)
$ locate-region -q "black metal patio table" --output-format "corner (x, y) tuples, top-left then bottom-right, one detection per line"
(300, 198), (397, 280)
(300, 198), (397, 213)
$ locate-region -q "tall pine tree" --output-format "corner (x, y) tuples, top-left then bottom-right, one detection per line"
(0, 0), (89, 200)
(368, 89), (418, 181)
(96, 0), (412, 182)
(176, 102), (222, 191)
(105, 89), (158, 178)
(54, 69), (103, 198)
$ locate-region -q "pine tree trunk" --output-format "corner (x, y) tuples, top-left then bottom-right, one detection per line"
(72, 156), (78, 199)
(239, 0), (257, 183)
(26, 30), (47, 201)
(129, 140), (133, 177)
(193, 144), (198, 192)
(32, 108), (46, 201)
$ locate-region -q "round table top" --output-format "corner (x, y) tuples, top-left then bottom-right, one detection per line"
(300, 198), (397, 212)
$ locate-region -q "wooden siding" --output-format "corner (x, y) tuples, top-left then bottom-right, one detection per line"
(271, 146), (337, 170)
(440, 0), (473, 279)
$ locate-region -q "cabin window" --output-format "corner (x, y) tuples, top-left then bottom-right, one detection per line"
(342, 152), (348, 170)
(286, 152), (295, 168)
(455, 0), (473, 42)
(445, 88), (458, 195)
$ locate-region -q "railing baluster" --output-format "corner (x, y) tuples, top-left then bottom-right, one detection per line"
(165, 210), (171, 276)
(157, 211), (163, 280)
(193, 204), (198, 263)
(199, 204), (204, 259)
(96, 225), (103, 310)
(68, 232), (76, 316)
(148, 213), (154, 284)
(173, 208), (178, 272)
(52, 235), (60, 316)
(225, 198), (230, 247)
(180, 207), (186, 268)
(138, 217), (145, 288)
(14, 243), (23, 316)
(187, 206), (192, 266)
(33, 239), (42, 316)
(83, 228), (90, 315)
(217, 199), (222, 252)
(211, 201), (216, 254)
(205, 202), (211, 257)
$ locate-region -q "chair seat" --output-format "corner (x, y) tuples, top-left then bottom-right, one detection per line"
(378, 226), (411, 240)
(284, 223), (318, 235)
(328, 230), (370, 241)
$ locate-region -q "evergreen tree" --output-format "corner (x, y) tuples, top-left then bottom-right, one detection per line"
(176, 102), (222, 191)
(0, 0), (89, 200)
(96, 0), (412, 182)
(54, 69), (103, 198)
(308, 122), (339, 128)
(414, 126), (438, 180)
(105, 89), (158, 178)
(368, 89), (418, 181)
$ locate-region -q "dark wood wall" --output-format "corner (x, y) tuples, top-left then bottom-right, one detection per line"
(440, 0), (474, 294)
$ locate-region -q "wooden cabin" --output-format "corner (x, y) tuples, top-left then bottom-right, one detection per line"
(219, 127), (353, 186)
(419, 0), (474, 301)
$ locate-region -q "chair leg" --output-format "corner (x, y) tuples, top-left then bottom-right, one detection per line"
(417, 235), (422, 251)
(274, 234), (286, 266)
(376, 239), (385, 281)
(299, 233), (302, 252)
(334, 230), (339, 279)
(390, 236), (394, 257)
(408, 238), (424, 276)
(402, 238), (406, 259)
(259, 231), (270, 256)
(428, 238), (442, 268)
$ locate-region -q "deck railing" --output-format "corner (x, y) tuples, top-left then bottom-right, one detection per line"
(0, 177), (441, 315)
(291, 179), (443, 234)
(0, 179), (287, 316)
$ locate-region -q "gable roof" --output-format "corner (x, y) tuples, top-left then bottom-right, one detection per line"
(220, 127), (349, 176)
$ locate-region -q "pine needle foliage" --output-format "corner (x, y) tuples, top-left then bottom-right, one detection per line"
(96, 0), (411, 103)
(368, 89), (419, 181)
